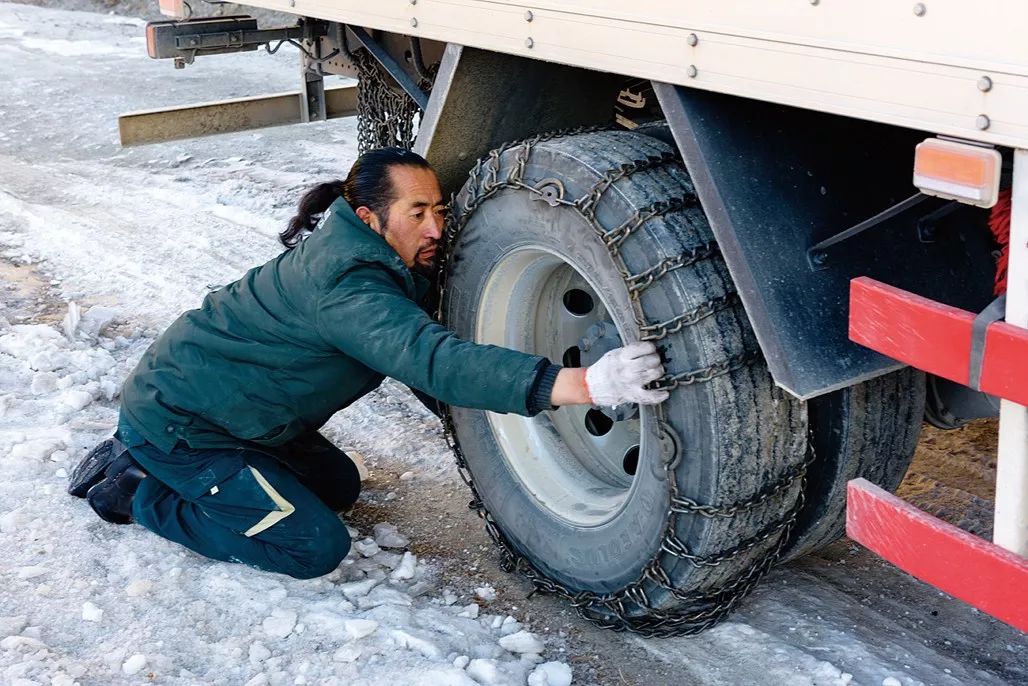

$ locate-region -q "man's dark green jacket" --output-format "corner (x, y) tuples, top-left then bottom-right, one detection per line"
(121, 197), (557, 460)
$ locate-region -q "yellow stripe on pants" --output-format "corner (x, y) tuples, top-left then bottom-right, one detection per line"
(244, 466), (296, 537)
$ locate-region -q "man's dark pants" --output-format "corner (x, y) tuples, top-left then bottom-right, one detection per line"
(116, 418), (360, 579)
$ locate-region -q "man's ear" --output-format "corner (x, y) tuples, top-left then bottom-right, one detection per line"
(355, 206), (380, 233)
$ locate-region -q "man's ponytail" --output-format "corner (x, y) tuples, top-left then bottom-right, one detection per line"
(279, 181), (344, 249)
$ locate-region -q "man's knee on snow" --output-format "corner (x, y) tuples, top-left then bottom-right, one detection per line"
(281, 513), (351, 580)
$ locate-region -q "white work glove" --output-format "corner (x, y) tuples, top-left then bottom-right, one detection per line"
(584, 342), (669, 406)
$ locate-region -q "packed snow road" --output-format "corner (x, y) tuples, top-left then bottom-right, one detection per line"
(0, 4), (1024, 685)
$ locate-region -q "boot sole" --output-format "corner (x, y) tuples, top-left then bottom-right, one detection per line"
(68, 438), (123, 498)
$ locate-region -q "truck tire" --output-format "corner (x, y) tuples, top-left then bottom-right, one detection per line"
(782, 368), (925, 560)
(441, 129), (807, 633)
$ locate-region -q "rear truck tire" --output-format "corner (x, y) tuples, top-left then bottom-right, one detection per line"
(439, 128), (923, 634)
(784, 368), (926, 560)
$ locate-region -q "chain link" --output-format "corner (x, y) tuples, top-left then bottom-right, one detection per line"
(354, 48), (436, 153)
(434, 126), (813, 637)
(639, 292), (740, 341)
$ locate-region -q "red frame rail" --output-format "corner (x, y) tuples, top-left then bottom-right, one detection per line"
(847, 479), (1028, 632)
(849, 276), (1028, 404)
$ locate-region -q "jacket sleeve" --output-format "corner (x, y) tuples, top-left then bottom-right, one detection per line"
(316, 263), (550, 416)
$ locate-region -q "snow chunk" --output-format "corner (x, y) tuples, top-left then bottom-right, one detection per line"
(338, 577), (379, 599)
(125, 579), (153, 597)
(373, 522), (410, 549)
(453, 655), (470, 669)
(475, 586), (497, 602)
(389, 552), (417, 581)
(500, 616), (521, 636)
(0, 508), (29, 533)
(62, 301), (81, 340)
(0, 635), (47, 652)
(399, 470), (416, 481)
(0, 616), (28, 635)
(353, 537), (380, 557)
(528, 662), (573, 686)
(262, 608), (297, 638)
(391, 628), (442, 659)
(358, 585), (413, 610)
(81, 601), (103, 622)
(11, 436), (65, 461)
(333, 644), (361, 663)
(457, 604), (480, 619)
(466, 658), (500, 684)
(15, 565), (47, 579)
(343, 618), (378, 639)
(499, 630), (544, 655)
(30, 371), (58, 395)
(882, 679), (902, 686)
(122, 654), (147, 675)
(80, 305), (118, 338)
(58, 388), (93, 412)
(249, 641), (272, 664)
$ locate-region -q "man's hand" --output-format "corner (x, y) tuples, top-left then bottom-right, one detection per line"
(549, 342), (669, 407)
(585, 342), (669, 406)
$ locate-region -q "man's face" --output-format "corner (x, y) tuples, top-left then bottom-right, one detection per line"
(358, 165), (446, 275)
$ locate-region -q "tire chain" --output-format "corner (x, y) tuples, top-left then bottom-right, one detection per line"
(435, 125), (815, 637)
(354, 48), (435, 154)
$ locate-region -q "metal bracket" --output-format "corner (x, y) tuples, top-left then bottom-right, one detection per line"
(806, 193), (931, 270)
(147, 16), (306, 65)
(347, 26), (430, 110)
(300, 58), (326, 123)
(916, 199), (961, 243)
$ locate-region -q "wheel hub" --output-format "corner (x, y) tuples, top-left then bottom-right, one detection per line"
(475, 246), (644, 526)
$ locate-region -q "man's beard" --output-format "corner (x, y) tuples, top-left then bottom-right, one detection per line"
(412, 252), (438, 278)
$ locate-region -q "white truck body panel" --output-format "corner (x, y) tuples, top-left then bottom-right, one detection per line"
(237, 0), (1028, 146)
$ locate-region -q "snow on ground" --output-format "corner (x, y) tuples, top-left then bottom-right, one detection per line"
(0, 303), (575, 685)
(0, 4), (568, 684)
(0, 3), (1024, 685)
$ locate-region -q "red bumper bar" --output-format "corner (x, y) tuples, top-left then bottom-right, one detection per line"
(847, 479), (1028, 632)
(847, 277), (1028, 632)
(849, 276), (1028, 404)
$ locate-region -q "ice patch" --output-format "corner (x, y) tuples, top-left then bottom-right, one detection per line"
(333, 644), (361, 663)
(374, 522), (410, 549)
(0, 635), (47, 652)
(466, 658), (501, 684)
(20, 37), (137, 58)
(390, 551), (417, 581)
(11, 436), (65, 461)
(499, 630), (544, 655)
(475, 586), (497, 602)
(81, 601), (103, 622)
(343, 618), (378, 639)
(262, 608), (297, 638)
(528, 661), (573, 686)
(122, 654), (147, 675)
(353, 537), (380, 557)
(391, 628), (443, 659)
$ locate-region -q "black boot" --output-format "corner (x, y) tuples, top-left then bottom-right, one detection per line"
(86, 455), (147, 525)
(68, 437), (127, 498)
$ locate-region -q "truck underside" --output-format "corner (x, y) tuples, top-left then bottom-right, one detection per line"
(129, 3), (1028, 636)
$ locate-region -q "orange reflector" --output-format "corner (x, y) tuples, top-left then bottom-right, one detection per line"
(913, 138), (1001, 208)
(159, 0), (187, 19)
(145, 23), (159, 59)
